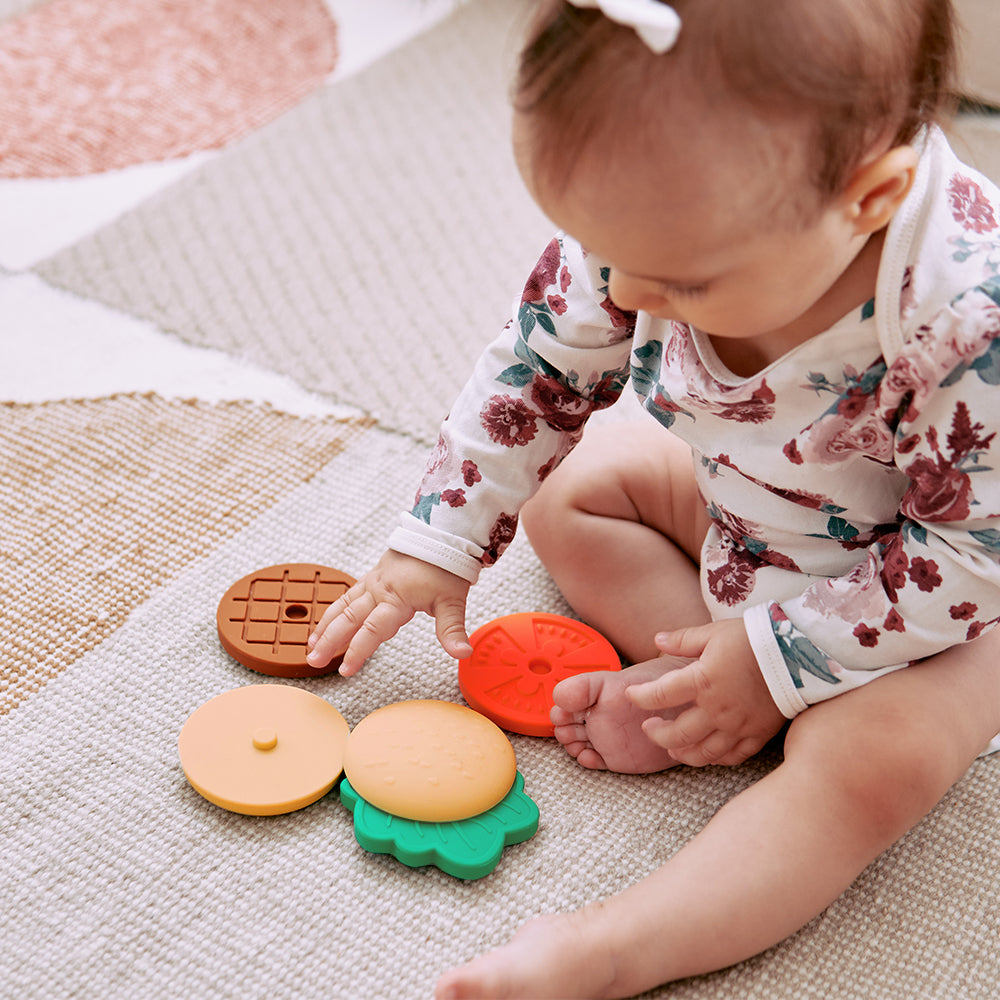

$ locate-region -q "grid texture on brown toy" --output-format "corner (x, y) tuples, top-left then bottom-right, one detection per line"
(217, 563), (355, 677)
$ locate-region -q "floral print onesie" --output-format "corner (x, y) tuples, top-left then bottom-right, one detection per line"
(388, 128), (1000, 740)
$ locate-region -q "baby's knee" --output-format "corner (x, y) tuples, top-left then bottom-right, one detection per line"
(520, 475), (574, 554)
(785, 699), (959, 841)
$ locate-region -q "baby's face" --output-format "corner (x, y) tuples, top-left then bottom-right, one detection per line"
(514, 110), (870, 353)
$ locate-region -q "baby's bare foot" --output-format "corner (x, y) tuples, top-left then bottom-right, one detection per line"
(435, 911), (618, 1000)
(551, 661), (685, 773)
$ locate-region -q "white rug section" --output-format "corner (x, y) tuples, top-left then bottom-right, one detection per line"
(0, 154), (212, 272)
(0, 274), (351, 415)
(324, 0), (463, 82)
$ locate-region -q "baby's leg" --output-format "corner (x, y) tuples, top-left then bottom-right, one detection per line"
(436, 631), (1000, 1000)
(521, 421), (713, 771)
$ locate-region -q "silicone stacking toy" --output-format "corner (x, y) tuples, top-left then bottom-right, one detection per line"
(340, 772), (539, 880)
(178, 684), (350, 816)
(459, 612), (621, 736)
(217, 563), (355, 677)
(340, 700), (539, 879)
(343, 700), (517, 821)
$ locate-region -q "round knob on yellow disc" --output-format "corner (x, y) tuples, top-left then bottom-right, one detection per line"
(179, 685), (349, 816)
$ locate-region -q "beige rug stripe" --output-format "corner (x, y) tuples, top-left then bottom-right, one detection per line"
(34, 0), (553, 443)
(0, 394), (373, 714)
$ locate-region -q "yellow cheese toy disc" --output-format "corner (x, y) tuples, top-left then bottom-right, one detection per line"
(343, 700), (517, 823)
(179, 685), (349, 816)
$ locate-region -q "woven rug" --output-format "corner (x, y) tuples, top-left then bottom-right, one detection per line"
(2, 2), (998, 998)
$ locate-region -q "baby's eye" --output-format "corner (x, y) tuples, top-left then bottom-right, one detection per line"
(659, 281), (709, 299)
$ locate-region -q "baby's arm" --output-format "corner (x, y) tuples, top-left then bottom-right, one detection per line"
(309, 235), (632, 676)
(628, 619), (786, 766)
(307, 550), (472, 676)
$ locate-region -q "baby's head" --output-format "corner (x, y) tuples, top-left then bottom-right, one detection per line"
(515, 0), (955, 220)
(511, 0), (956, 345)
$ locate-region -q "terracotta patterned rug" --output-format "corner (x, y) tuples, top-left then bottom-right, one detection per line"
(2, 2), (998, 999)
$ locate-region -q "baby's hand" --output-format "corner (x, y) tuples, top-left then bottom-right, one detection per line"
(627, 619), (784, 767)
(306, 550), (472, 677)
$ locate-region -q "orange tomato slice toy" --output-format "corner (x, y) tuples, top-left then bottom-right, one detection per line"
(458, 612), (621, 737)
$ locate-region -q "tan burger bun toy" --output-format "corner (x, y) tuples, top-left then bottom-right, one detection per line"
(340, 701), (539, 880)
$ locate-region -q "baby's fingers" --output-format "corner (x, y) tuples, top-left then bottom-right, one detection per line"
(667, 733), (763, 768)
(627, 663), (698, 711)
(337, 600), (416, 676)
(642, 705), (715, 752)
(433, 596), (472, 659)
(306, 588), (376, 670)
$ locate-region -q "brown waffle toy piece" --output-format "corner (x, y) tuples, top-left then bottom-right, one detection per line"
(217, 563), (356, 677)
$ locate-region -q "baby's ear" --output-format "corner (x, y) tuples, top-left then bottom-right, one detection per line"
(843, 146), (920, 233)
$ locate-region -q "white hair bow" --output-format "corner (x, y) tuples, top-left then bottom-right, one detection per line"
(567, 0), (681, 54)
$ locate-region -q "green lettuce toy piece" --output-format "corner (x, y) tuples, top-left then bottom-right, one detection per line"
(340, 771), (539, 880)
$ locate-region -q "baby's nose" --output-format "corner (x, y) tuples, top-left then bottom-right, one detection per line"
(607, 270), (668, 314)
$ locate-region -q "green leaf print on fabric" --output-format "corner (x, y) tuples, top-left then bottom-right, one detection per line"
(497, 363), (535, 389)
(768, 603), (842, 688)
(630, 341), (661, 397)
(970, 527), (1000, 551)
(941, 337), (1000, 388)
(511, 326), (629, 403)
(827, 516), (860, 541)
(412, 492), (441, 524)
(631, 340), (693, 432)
(981, 274), (1000, 305)
(518, 301), (556, 339)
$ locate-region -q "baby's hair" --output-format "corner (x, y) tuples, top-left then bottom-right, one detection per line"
(516, 0), (956, 218)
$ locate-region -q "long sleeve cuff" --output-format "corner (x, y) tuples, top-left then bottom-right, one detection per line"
(387, 513), (484, 584)
(743, 602), (809, 719)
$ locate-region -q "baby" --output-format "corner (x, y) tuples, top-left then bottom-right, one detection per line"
(310, 0), (1000, 996)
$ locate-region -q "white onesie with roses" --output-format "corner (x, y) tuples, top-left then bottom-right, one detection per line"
(388, 128), (1000, 752)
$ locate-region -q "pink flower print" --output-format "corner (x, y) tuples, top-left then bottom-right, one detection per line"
(881, 350), (938, 423)
(901, 452), (971, 521)
(883, 608), (906, 632)
(482, 512), (518, 566)
(547, 295), (568, 315)
(946, 296), (1000, 357)
(441, 489), (466, 508)
(537, 431), (583, 482)
(599, 296), (635, 330)
(425, 433), (449, 477)
(967, 620), (988, 641)
(521, 239), (561, 304)
(950, 601), (978, 620)
(526, 376), (590, 433)
(762, 548), (802, 573)
(560, 267), (572, 292)
(705, 546), (758, 607)
(802, 552), (886, 622)
(480, 395), (538, 447)
(880, 535), (909, 603)
(948, 175), (998, 234)
(798, 410), (893, 465)
(783, 439), (804, 465)
(713, 382), (776, 424)
(907, 556), (942, 593)
(461, 460), (481, 488)
(853, 622), (880, 647)
(836, 387), (871, 420)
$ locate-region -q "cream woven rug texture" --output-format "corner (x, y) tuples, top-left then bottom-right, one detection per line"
(2, 1), (998, 998)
